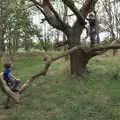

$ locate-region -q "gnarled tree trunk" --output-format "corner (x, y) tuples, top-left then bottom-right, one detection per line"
(29, 0), (99, 74)
(1, 0), (120, 106)
(67, 23), (89, 74)
(70, 50), (89, 74)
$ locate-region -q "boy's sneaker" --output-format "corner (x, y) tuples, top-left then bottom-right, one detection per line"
(11, 88), (19, 92)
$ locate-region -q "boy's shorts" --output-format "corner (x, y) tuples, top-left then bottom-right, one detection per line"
(90, 32), (97, 44)
(7, 78), (19, 86)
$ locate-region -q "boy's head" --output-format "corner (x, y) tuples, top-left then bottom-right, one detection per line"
(4, 61), (12, 69)
(89, 13), (95, 19)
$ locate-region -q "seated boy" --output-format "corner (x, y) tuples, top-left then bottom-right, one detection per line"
(3, 61), (20, 92)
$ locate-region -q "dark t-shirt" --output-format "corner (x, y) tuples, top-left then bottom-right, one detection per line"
(87, 18), (96, 27)
(87, 18), (96, 33)
(3, 68), (11, 81)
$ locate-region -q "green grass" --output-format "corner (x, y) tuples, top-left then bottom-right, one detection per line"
(0, 54), (120, 120)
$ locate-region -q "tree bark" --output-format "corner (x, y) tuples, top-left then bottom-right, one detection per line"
(68, 24), (88, 74)
(70, 50), (89, 74)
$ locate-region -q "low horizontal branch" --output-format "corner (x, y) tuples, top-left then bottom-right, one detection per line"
(19, 45), (82, 93)
(89, 51), (106, 58)
(88, 44), (120, 54)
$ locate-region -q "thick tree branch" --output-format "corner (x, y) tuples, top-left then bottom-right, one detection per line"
(43, 0), (63, 24)
(88, 44), (120, 55)
(62, 0), (85, 24)
(89, 51), (106, 58)
(43, 0), (71, 34)
(31, 0), (61, 28)
(29, 0), (71, 35)
(19, 45), (83, 93)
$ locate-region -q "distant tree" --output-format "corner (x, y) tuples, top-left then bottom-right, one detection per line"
(0, 0), (42, 57)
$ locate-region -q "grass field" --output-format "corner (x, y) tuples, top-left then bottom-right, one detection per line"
(0, 53), (120, 120)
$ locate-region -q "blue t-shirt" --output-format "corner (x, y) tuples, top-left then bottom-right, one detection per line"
(3, 68), (11, 81)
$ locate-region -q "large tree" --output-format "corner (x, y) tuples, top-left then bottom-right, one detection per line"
(1, 0), (120, 105)
(28, 0), (120, 74)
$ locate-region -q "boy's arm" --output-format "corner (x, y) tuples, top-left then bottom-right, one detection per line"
(10, 73), (19, 80)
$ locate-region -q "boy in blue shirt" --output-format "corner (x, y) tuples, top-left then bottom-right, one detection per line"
(3, 61), (20, 92)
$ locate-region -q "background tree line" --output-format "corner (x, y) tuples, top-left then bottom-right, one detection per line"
(0, 0), (53, 58)
(0, 0), (120, 57)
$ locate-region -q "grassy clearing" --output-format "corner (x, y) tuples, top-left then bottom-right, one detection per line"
(0, 54), (120, 120)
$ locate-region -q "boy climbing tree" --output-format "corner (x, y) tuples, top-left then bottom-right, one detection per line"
(86, 11), (99, 47)
(2, 61), (20, 92)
